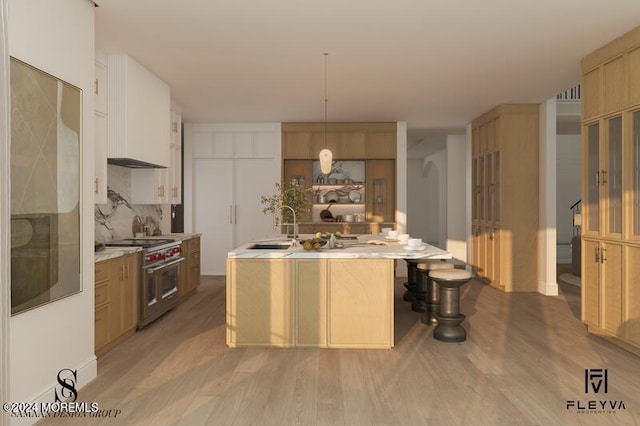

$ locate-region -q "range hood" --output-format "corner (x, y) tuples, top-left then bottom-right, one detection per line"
(107, 158), (167, 169)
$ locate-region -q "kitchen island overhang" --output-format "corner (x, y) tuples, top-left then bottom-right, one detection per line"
(226, 236), (451, 349)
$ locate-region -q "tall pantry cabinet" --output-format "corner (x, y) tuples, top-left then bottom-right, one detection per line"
(581, 26), (640, 354)
(471, 105), (539, 292)
(185, 124), (281, 275)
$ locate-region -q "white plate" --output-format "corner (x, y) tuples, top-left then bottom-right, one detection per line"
(348, 190), (361, 203)
(403, 244), (426, 251)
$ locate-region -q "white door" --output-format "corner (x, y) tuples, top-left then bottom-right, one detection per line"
(235, 159), (279, 245)
(193, 159), (233, 275)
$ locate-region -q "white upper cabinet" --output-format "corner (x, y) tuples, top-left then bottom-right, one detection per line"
(95, 50), (108, 115)
(130, 103), (182, 205)
(107, 54), (170, 168)
(94, 49), (108, 204)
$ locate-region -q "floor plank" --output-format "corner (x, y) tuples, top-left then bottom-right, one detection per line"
(37, 275), (640, 425)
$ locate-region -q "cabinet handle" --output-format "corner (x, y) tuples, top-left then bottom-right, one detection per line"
(595, 171), (600, 187)
(94, 178), (98, 194)
(234, 205), (238, 224)
(94, 78), (98, 95)
(172, 122), (178, 132)
(230, 206), (233, 224)
(595, 246), (600, 263)
(600, 170), (607, 185)
(601, 247), (607, 263)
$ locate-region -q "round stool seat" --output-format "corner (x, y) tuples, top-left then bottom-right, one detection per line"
(418, 262), (454, 272)
(429, 269), (472, 280)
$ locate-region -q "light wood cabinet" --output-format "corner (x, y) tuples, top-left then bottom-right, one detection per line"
(328, 259), (393, 348)
(366, 159), (395, 224)
(581, 26), (640, 355)
(624, 245), (640, 347)
(282, 157), (396, 234)
(296, 259), (327, 346)
(95, 253), (138, 357)
(471, 105), (539, 292)
(281, 122), (397, 160)
(581, 239), (623, 336)
(226, 259), (294, 346)
(226, 258), (395, 348)
(180, 236), (201, 298)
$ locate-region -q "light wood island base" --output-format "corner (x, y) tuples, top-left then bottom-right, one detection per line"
(226, 258), (395, 349)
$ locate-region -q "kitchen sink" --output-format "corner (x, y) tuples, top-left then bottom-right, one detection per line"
(247, 242), (292, 250)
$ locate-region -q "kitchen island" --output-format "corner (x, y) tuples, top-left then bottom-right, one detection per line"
(226, 235), (451, 349)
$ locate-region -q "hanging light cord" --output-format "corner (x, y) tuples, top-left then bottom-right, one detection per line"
(324, 52), (328, 148)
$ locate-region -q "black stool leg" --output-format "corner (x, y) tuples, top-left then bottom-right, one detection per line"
(433, 279), (467, 342)
(411, 269), (428, 312)
(403, 261), (417, 302)
(421, 277), (439, 325)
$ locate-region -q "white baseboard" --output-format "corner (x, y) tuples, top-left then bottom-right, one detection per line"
(538, 280), (559, 296)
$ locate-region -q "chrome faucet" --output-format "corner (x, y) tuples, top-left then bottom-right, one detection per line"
(278, 205), (298, 246)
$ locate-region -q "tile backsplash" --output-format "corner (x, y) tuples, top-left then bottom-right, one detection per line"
(95, 165), (170, 242)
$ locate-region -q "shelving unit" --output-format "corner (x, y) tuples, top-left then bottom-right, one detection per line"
(281, 123), (396, 234)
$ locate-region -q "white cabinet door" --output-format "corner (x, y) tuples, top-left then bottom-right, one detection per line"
(193, 159), (234, 275)
(235, 159), (278, 246)
(130, 168), (168, 204)
(94, 112), (108, 204)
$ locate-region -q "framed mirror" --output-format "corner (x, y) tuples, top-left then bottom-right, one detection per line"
(10, 57), (82, 315)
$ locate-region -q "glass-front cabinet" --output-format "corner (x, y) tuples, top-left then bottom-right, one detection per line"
(606, 116), (623, 238)
(631, 111), (640, 241)
(584, 122), (600, 235)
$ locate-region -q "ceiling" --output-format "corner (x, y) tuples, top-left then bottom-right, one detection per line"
(95, 1), (640, 139)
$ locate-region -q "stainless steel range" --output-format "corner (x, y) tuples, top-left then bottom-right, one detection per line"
(106, 238), (184, 328)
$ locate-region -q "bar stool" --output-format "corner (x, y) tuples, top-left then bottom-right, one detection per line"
(429, 269), (473, 342)
(403, 259), (423, 302)
(413, 261), (453, 313)
(420, 261), (454, 325)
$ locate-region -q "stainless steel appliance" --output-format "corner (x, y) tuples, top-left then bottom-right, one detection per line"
(106, 238), (184, 328)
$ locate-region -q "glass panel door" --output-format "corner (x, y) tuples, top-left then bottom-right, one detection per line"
(486, 154), (493, 221)
(586, 123), (600, 233)
(607, 116), (622, 235)
(472, 157), (478, 221)
(478, 155), (485, 221)
(634, 111), (640, 237)
(494, 152), (501, 223)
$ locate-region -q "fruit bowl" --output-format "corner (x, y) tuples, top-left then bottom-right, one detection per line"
(301, 238), (327, 251)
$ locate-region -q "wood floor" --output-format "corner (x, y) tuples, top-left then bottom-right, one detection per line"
(39, 275), (640, 425)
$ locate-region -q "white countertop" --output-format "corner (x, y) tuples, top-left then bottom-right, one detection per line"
(94, 246), (143, 262)
(94, 233), (201, 262)
(228, 234), (451, 260)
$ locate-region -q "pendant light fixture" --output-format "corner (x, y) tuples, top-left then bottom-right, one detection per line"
(319, 52), (333, 175)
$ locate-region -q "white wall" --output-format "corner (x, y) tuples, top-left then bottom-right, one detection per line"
(556, 133), (581, 245)
(446, 134), (467, 262)
(1, 0), (10, 422)
(8, 0), (96, 416)
(538, 99), (558, 296)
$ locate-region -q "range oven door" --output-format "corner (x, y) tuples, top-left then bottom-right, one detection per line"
(140, 257), (184, 328)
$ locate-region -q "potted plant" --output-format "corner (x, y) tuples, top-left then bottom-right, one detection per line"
(261, 179), (313, 234)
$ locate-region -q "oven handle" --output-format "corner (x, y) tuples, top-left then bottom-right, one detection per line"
(145, 257), (185, 273)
